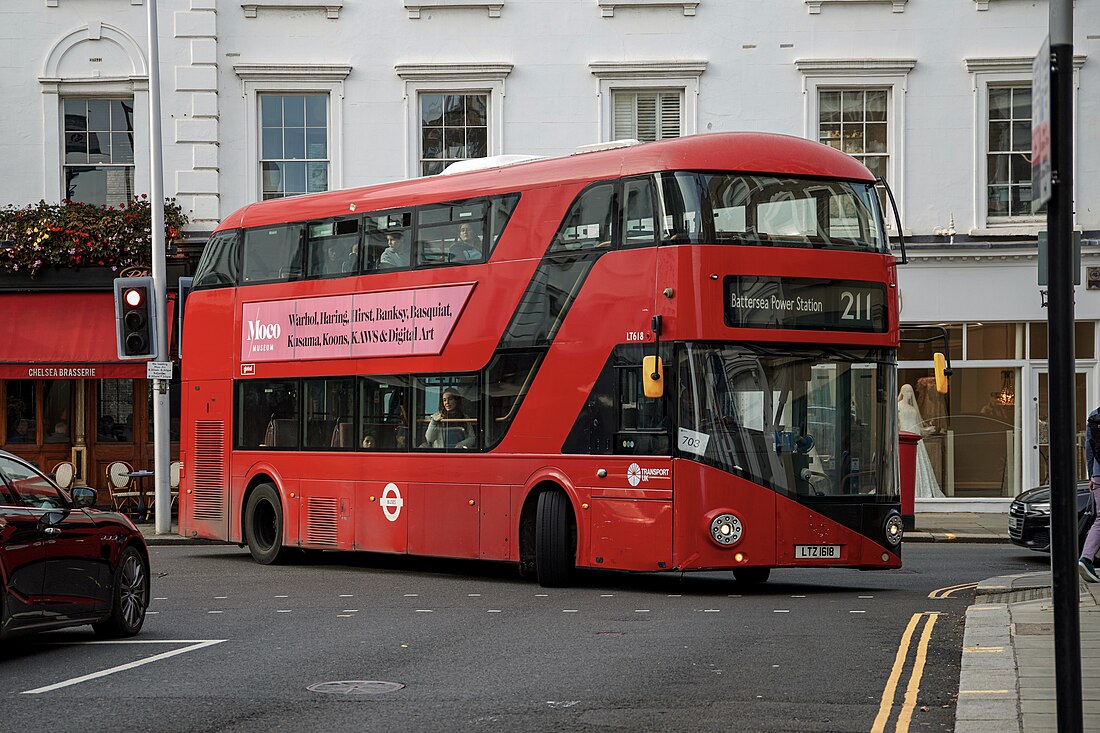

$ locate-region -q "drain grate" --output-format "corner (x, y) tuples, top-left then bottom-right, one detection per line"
(307, 681), (405, 696)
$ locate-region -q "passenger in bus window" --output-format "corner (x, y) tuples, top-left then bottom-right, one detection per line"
(341, 242), (360, 273)
(448, 222), (482, 263)
(378, 231), (410, 269)
(425, 389), (477, 449)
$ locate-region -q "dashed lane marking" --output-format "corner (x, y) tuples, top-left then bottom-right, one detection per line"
(22, 640), (227, 694)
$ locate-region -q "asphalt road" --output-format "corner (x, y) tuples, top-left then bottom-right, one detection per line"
(2, 543), (1051, 733)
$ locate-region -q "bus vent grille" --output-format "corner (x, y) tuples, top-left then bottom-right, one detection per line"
(192, 420), (226, 522)
(307, 497), (339, 546)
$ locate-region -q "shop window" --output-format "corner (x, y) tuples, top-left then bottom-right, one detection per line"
(5, 381), (37, 445)
(1028, 321), (1095, 360)
(897, 366), (1021, 498)
(899, 324), (963, 361)
(43, 381), (72, 444)
(966, 322), (1022, 360)
(98, 380), (133, 443)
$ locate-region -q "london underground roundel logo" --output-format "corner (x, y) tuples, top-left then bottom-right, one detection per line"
(381, 483), (404, 522)
(627, 463), (642, 487)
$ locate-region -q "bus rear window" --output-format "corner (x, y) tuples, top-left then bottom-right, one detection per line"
(241, 224), (305, 284)
(192, 230), (241, 289)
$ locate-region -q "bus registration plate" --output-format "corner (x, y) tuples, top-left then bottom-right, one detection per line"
(795, 545), (840, 559)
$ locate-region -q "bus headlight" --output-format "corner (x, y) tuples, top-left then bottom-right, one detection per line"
(884, 513), (904, 547)
(710, 513), (743, 546)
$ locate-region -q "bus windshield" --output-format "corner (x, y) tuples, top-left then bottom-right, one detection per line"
(678, 343), (897, 499)
(659, 172), (886, 253)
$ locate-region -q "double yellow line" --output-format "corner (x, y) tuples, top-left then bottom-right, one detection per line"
(871, 612), (940, 733)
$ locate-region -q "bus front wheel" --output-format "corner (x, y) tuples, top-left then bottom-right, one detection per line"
(244, 483), (291, 565)
(535, 490), (575, 587)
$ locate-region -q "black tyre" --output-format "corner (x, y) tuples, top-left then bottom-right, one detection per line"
(244, 483), (291, 565)
(93, 545), (149, 638)
(733, 567), (771, 585)
(535, 490), (575, 588)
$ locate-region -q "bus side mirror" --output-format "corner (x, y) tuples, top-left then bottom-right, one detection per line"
(933, 352), (950, 394)
(643, 356), (664, 398)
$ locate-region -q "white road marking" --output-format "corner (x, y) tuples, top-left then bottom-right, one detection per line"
(342, 609), (358, 613)
(667, 594), (682, 598)
(276, 610), (292, 613)
(702, 609), (720, 613)
(774, 610), (790, 613)
(153, 597), (167, 601)
(147, 611), (159, 615)
(214, 596), (227, 600)
(275, 595), (288, 598)
(488, 610), (502, 613)
(404, 593), (418, 597)
(468, 594), (481, 597)
(339, 594), (353, 597)
(535, 594), (548, 597)
(790, 595), (806, 598)
(634, 609), (650, 613)
(207, 610), (223, 614)
(415, 609), (432, 613)
(22, 640), (226, 694)
(600, 594), (614, 598)
(563, 609), (578, 613)
(849, 610), (866, 614)
(858, 595), (874, 599)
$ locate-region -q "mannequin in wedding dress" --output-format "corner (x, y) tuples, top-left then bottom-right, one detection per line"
(898, 384), (945, 498)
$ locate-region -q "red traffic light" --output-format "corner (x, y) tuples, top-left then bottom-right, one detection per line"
(124, 288), (144, 308)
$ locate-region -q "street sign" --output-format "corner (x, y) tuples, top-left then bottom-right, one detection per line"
(146, 361), (173, 380)
(1032, 36), (1052, 212)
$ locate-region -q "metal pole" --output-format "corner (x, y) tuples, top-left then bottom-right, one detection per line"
(147, 0), (171, 536)
(1046, 0), (1082, 730)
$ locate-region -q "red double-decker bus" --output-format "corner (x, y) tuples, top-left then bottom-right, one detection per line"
(179, 132), (903, 586)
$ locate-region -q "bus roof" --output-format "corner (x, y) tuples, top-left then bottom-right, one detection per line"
(218, 132), (877, 232)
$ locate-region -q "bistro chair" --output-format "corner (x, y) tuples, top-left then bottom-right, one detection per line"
(51, 461), (75, 491)
(105, 460), (141, 515)
(169, 460), (181, 510)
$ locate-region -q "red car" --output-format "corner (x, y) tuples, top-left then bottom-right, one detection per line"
(0, 450), (149, 639)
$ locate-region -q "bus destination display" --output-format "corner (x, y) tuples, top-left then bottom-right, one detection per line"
(724, 276), (888, 333)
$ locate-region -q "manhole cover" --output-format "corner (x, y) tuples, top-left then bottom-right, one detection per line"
(307, 681), (405, 695)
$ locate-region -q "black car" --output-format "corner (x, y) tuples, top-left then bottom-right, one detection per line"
(0, 450), (149, 639)
(1009, 480), (1096, 552)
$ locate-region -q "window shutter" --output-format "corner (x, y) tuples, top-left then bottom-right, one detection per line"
(635, 94), (658, 142)
(613, 92), (636, 140)
(658, 92), (681, 139)
(611, 90), (682, 142)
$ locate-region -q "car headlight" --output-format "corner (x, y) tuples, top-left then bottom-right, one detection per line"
(884, 513), (904, 547)
(1031, 502), (1050, 515)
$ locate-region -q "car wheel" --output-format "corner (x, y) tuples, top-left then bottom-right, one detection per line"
(93, 545), (149, 638)
(733, 567), (771, 585)
(535, 490), (575, 588)
(244, 483), (291, 565)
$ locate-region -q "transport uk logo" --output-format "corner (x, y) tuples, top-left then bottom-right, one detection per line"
(627, 463), (669, 487)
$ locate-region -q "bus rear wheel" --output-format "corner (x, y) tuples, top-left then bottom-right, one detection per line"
(244, 483), (291, 565)
(535, 490), (575, 588)
(733, 567), (771, 585)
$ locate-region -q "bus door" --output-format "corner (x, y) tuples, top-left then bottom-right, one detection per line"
(582, 345), (674, 572)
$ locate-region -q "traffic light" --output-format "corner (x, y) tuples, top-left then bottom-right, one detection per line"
(113, 277), (158, 359)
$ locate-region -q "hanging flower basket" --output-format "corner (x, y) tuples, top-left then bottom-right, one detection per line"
(0, 196), (188, 278)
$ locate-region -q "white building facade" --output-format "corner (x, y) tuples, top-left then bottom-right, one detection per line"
(2, 0), (1098, 510)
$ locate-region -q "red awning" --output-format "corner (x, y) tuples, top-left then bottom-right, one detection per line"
(0, 292), (174, 380)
